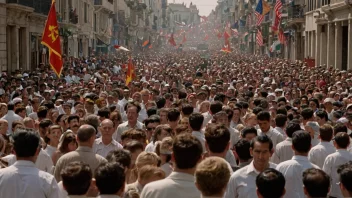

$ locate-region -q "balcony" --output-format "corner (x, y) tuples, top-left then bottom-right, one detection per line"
(287, 5), (305, 24)
(7, 0), (51, 15)
(94, 0), (114, 13)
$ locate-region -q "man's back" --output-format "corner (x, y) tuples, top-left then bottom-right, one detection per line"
(2, 111), (23, 134)
(308, 142), (336, 168)
(141, 172), (200, 198)
(276, 156), (319, 198)
(323, 150), (352, 198)
(54, 146), (107, 182)
(271, 138), (294, 164)
(0, 161), (59, 198)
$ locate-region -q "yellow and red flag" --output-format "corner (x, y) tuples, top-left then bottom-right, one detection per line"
(41, 0), (63, 77)
(125, 56), (135, 86)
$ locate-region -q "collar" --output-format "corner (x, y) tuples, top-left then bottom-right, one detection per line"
(319, 141), (333, 146)
(168, 171), (195, 181)
(337, 149), (349, 153)
(285, 137), (292, 142)
(76, 146), (93, 152)
(14, 160), (36, 167)
(246, 161), (274, 175)
(292, 155), (309, 162)
(260, 126), (273, 135)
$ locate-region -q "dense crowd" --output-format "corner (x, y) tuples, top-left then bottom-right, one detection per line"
(0, 48), (351, 198)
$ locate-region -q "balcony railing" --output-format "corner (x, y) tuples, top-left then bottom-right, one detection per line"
(7, 0), (51, 15)
(288, 5), (304, 19)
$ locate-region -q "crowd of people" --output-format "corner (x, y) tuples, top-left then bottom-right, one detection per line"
(0, 47), (351, 198)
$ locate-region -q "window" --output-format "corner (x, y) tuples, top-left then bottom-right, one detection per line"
(322, 0), (330, 6)
(84, 2), (88, 23)
(94, 13), (97, 32)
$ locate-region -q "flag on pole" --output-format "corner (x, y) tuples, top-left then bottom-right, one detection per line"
(256, 29), (263, 46)
(232, 29), (239, 37)
(272, 0), (283, 33)
(142, 40), (150, 47)
(168, 33), (177, 46)
(255, 0), (271, 26)
(125, 56), (134, 86)
(270, 40), (281, 52)
(41, 0), (63, 77)
(114, 45), (130, 52)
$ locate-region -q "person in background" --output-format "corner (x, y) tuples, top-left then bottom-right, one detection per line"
(44, 125), (62, 158)
(240, 126), (258, 141)
(105, 149), (131, 173)
(256, 168), (286, 198)
(95, 162), (126, 198)
(0, 129), (59, 198)
(225, 135), (276, 198)
(337, 161), (352, 198)
(195, 157), (231, 198)
(233, 139), (252, 171)
(257, 111), (284, 149)
(276, 131), (319, 198)
(141, 134), (203, 198)
(1, 102), (23, 134)
(302, 168), (331, 198)
(308, 124), (335, 168)
(127, 151), (160, 184)
(323, 132), (352, 198)
(52, 131), (77, 165)
(60, 161), (92, 198)
(145, 124), (172, 152)
(155, 137), (173, 176)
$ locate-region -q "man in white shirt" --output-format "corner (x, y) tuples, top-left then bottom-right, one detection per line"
(113, 102), (144, 142)
(0, 129), (59, 198)
(141, 134), (202, 198)
(60, 161), (93, 198)
(272, 121), (301, 164)
(256, 168), (286, 198)
(257, 111), (284, 149)
(202, 101), (222, 128)
(308, 124), (336, 168)
(302, 168), (331, 198)
(337, 161), (352, 198)
(213, 110), (240, 148)
(225, 135), (277, 198)
(276, 130), (319, 198)
(1, 102), (23, 134)
(95, 162), (126, 198)
(93, 119), (123, 158)
(273, 114), (287, 138)
(189, 113), (206, 152)
(323, 132), (352, 198)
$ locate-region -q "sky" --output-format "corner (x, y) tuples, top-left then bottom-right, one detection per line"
(172, 0), (218, 16)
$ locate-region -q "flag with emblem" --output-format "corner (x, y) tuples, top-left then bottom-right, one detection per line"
(125, 56), (134, 86)
(41, 0), (63, 77)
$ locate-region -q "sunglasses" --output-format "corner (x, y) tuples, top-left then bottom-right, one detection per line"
(146, 127), (156, 131)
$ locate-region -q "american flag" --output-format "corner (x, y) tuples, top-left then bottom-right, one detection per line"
(256, 29), (263, 46)
(274, 0), (282, 18)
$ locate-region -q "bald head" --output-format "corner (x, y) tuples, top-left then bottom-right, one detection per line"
(77, 124), (96, 142)
(101, 119), (113, 127)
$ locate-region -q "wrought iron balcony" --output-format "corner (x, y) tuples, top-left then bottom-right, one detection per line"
(7, 0), (51, 15)
(287, 5), (305, 24)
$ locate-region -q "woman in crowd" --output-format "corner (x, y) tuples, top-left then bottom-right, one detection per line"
(52, 131), (77, 165)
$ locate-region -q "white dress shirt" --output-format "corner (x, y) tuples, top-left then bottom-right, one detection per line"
(323, 149), (352, 198)
(93, 138), (123, 158)
(145, 141), (156, 152)
(276, 155), (320, 198)
(113, 121), (144, 143)
(271, 138), (294, 164)
(258, 127), (284, 149)
(201, 112), (213, 128)
(141, 172), (201, 198)
(45, 145), (57, 158)
(228, 127), (240, 148)
(1, 110), (23, 134)
(2, 149), (54, 173)
(0, 160), (60, 198)
(308, 141), (336, 168)
(192, 131), (206, 153)
(274, 127), (286, 138)
(224, 161), (277, 198)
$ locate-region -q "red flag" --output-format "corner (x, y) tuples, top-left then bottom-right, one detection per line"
(41, 0), (63, 77)
(168, 33), (176, 46)
(278, 29), (286, 45)
(223, 31), (230, 40)
(182, 33), (187, 43)
(126, 56), (134, 86)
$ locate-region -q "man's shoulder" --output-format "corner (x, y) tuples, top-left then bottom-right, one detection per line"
(276, 159), (297, 169)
